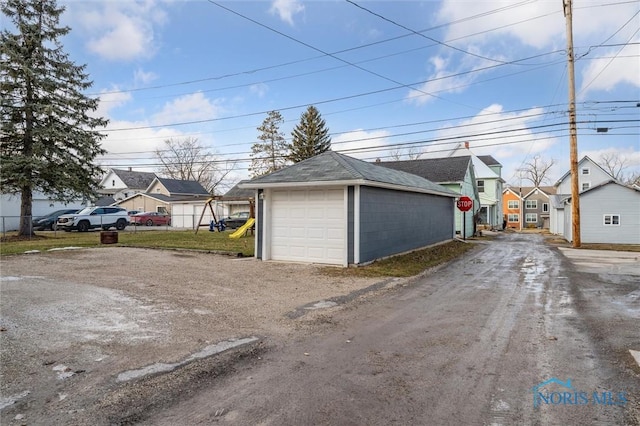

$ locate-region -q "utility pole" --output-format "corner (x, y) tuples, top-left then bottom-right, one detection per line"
(563, 0), (581, 248)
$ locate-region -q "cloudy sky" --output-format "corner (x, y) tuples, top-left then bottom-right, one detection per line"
(53, 0), (639, 188)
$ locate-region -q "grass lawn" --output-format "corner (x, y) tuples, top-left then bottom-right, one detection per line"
(0, 229), (255, 257)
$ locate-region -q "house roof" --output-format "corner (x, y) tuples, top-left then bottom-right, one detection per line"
(241, 151), (458, 197)
(94, 195), (116, 206)
(110, 169), (157, 189)
(222, 181), (255, 200)
(565, 180), (640, 201)
(115, 192), (210, 205)
(375, 156), (472, 183)
(553, 156), (614, 187)
(151, 177), (210, 196)
(478, 155), (501, 167)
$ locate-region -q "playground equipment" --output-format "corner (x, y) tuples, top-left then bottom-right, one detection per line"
(195, 193), (255, 235)
(229, 218), (255, 239)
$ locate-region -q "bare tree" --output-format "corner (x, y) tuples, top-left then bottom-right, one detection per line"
(155, 137), (235, 195)
(389, 147), (422, 161)
(521, 155), (556, 186)
(598, 151), (629, 181)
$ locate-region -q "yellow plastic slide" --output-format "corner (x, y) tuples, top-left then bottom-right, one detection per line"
(228, 217), (255, 239)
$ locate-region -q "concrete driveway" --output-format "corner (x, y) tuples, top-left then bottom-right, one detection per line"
(558, 247), (640, 275)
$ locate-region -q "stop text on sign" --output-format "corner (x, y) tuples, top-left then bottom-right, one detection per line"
(457, 196), (473, 212)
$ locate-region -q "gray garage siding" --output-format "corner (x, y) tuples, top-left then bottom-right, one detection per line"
(359, 186), (454, 263)
(348, 186), (355, 264)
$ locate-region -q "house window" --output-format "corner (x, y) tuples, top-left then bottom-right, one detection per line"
(477, 180), (485, 193)
(581, 167), (590, 175)
(525, 213), (538, 223)
(508, 214), (519, 222)
(525, 200), (537, 209)
(542, 203), (549, 212)
(582, 182), (591, 191)
(508, 200), (519, 209)
(603, 214), (620, 226)
(112, 179), (116, 187)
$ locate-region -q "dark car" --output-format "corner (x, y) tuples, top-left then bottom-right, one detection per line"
(224, 212), (250, 229)
(33, 209), (80, 231)
(131, 211), (171, 226)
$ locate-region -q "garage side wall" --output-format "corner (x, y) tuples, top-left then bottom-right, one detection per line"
(348, 186), (355, 265)
(359, 186), (453, 263)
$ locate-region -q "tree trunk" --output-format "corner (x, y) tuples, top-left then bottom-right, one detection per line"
(18, 186), (34, 237)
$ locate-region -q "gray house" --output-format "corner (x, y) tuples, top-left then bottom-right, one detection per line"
(563, 181), (640, 244)
(375, 156), (480, 238)
(240, 151), (459, 266)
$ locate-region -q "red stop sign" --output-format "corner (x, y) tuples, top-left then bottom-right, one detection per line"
(457, 196), (473, 212)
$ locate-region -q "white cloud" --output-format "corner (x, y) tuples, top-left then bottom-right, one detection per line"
(579, 37), (640, 95)
(581, 146), (640, 168)
(134, 68), (158, 86)
(93, 88), (132, 119)
(269, 0), (305, 26)
(152, 92), (224, 126)
(437, 1), (561, 50)
(333, 129), (391, 160)
(74, 1), (167, 61)
(405, 55), (483, 106)
(250, 83), (269, 98)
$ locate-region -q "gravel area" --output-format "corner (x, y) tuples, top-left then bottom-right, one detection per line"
(0, 247), (388, 423)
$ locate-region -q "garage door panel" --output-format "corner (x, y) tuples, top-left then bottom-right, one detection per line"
(270, 189), (345, 265)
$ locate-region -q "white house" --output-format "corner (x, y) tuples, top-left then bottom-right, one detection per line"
(98, 168), (157, 202)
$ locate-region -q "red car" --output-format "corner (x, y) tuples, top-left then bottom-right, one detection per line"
(131, 212), (171, 226)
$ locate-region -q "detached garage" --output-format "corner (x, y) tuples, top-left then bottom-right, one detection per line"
(240, 152), (458, 266)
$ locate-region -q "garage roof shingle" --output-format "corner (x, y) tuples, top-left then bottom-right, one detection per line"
(242, 151), (458, 197)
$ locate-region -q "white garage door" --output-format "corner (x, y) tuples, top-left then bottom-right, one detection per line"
(270, 188), (345, 265)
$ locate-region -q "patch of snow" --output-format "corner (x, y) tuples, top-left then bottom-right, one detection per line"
(0, 390), (30, 410)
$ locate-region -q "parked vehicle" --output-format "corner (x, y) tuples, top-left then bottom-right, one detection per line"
(57, 206), (129, 232)
(128, 210), (143, 217)
(224, 212), (250, 229)
(33, 209), (80, 231)
(131, 211), (171, 226)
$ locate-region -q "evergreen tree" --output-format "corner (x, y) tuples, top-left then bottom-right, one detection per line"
(250, 110), (288, 177)
(1, 0), (108, 236)
(289, 105), (331, 163)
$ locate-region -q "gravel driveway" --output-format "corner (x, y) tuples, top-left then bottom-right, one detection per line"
(0, 247), (387, 424)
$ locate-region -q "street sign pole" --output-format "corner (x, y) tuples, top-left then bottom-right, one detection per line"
(463, 211), (466, 241)
(456, 196), (473, 240)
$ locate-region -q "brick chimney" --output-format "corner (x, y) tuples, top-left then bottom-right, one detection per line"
(464, 141), (469, 149)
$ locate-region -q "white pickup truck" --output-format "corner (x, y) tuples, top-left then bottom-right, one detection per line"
(57, 206), (130, 232)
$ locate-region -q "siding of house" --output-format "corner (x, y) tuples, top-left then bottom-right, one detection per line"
(523, 190), (550, 228)
(147, 180), (169, 196)
(117, 195), (170, 213)
(577, 184), (640, 244)
(502, 190), (521, 229)
(441, 171), (477, 238)
(359, 186), (453, 263)
(556, 158), (611, 194)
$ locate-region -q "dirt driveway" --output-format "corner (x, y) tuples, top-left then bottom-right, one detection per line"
(0, 247), (387, 424)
